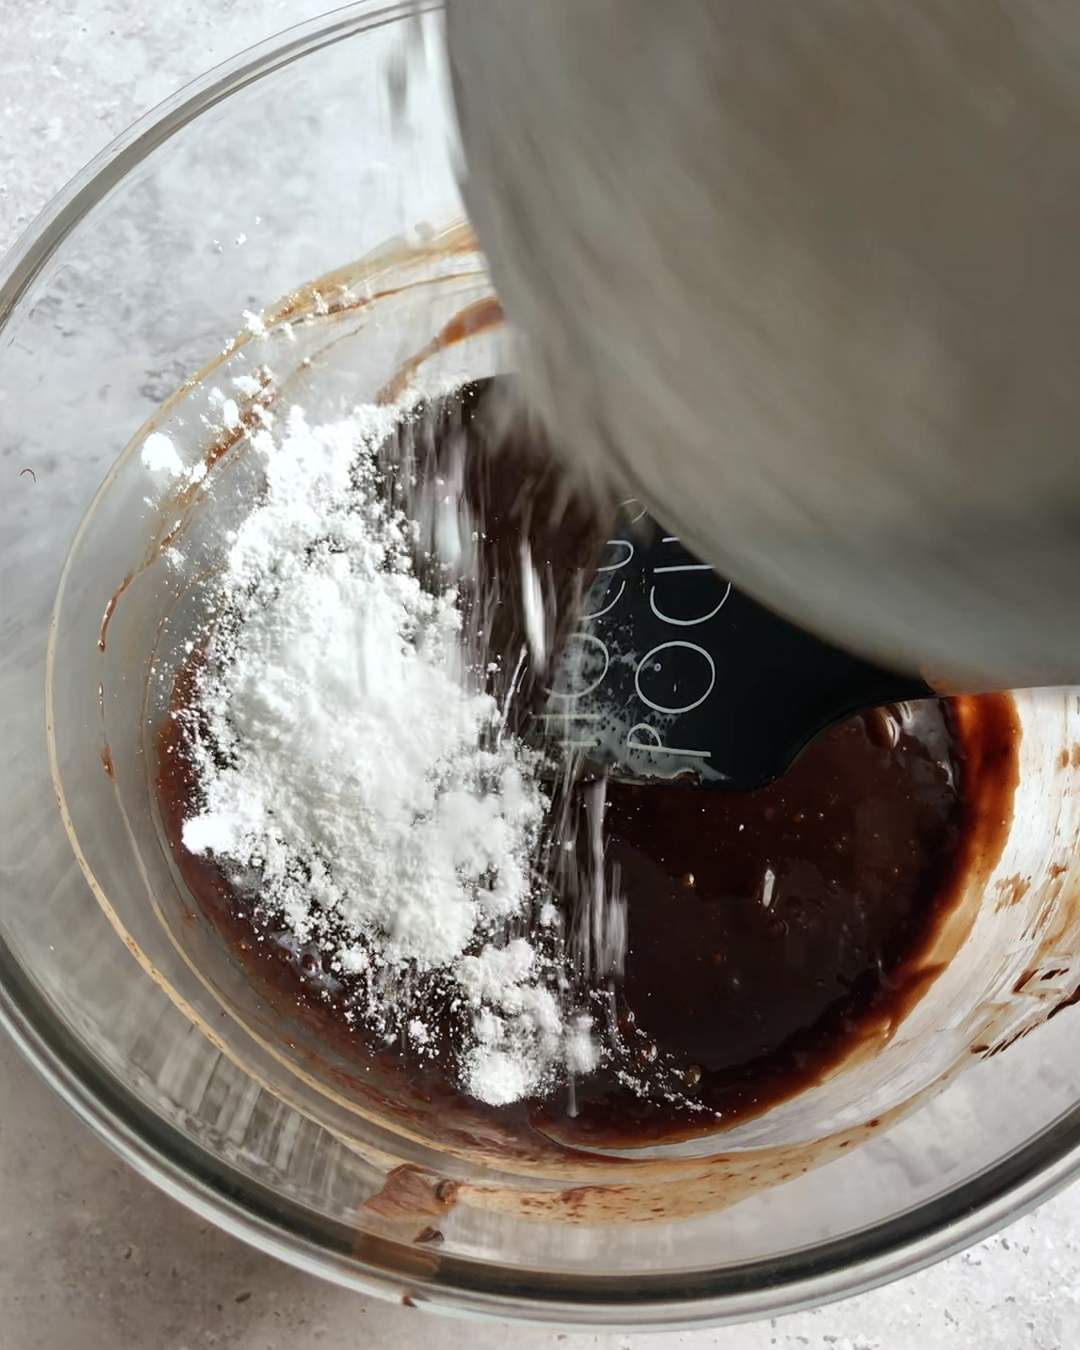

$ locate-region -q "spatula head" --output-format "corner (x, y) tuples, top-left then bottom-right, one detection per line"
(542, 508), (931, 790)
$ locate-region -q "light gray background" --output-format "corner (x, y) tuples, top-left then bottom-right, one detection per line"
(2, 3), (1079, 1347)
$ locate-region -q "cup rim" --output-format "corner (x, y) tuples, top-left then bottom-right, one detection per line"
(4, 0), (1080, 1326)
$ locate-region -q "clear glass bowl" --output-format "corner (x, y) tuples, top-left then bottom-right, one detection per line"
(5, 2), (1080, 1327)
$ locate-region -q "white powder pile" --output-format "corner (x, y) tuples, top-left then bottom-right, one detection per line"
(179, 398), (597, 1105)
(142, 431), (188, 477)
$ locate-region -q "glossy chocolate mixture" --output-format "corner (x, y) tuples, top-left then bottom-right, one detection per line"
(157, 379), (1019, 1149)
(538, 704), (989, 1145)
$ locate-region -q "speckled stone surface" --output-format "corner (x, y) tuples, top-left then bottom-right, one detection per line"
(2, 4), (1080, 1347)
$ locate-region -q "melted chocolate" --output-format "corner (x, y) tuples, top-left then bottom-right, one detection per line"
(157, 378), (1020, 1151)
(536, 703), (982, 1144)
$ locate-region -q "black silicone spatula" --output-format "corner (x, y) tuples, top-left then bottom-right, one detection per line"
(541, 507), (932, 790)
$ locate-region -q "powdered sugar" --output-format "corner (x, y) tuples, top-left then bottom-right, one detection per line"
(462, 1046), (532, 1107)
(178, 397), (598, 1104)
(141, 431), (187, 478)
(141, 430), (208, 488)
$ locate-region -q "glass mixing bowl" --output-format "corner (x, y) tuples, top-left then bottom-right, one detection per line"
(6, 2), (1080, 1328)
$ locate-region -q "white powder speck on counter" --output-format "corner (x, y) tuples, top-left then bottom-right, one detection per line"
(179, 396), (598, 1105)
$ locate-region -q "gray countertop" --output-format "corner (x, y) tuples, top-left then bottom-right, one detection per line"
(2, 3), (1079, 1347)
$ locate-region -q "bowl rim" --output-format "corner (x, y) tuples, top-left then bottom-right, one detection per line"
(3, 0), (1080, 1327)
